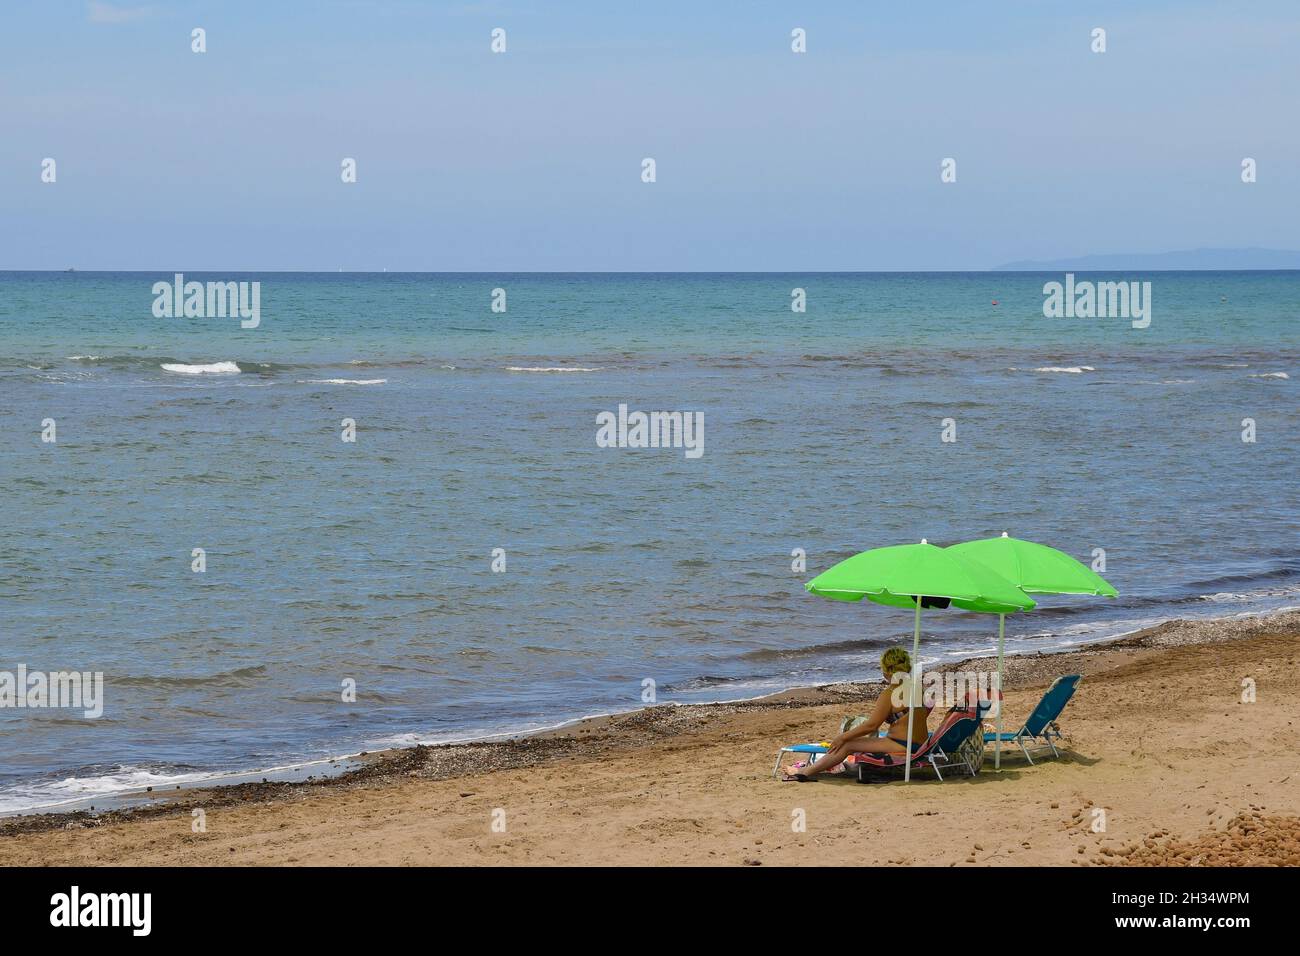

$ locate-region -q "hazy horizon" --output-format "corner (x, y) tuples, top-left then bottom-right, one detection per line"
(8, 255), (1300, 275)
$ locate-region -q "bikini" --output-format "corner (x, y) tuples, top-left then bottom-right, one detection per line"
(885, 707), (928, 751)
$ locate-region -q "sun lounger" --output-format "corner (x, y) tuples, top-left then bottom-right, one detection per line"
(852, 702), (986, 782)
(982, 674), (1080, 764)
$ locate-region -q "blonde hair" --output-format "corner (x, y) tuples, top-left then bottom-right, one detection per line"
(880, 647), (911, 677)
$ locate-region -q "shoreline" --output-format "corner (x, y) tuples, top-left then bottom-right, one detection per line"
(6, 599), (1289, 821)
(0, 611), (1191, 819)
(3, 607), (1297, 842)
(0, 607), (1173, 819)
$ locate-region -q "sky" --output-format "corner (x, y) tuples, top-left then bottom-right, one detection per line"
(2, 0), (1298, 271)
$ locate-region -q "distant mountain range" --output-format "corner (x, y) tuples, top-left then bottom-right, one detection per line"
(993, 248), (1300, 271)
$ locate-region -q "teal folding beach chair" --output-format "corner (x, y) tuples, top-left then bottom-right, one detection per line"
(983, 674), (1080, 764)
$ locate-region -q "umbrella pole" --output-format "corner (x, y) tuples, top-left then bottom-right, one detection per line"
(995, 613), (1005, 771)
(904, 600), (922, 783)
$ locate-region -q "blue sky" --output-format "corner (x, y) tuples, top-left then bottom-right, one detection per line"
(2, 1), (1297, 270)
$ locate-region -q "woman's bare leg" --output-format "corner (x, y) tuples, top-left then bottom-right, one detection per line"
(791, 745), (850, 777)
(784, 736), (906, 779)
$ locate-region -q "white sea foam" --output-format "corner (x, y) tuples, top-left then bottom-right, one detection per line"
(160, 361), (241, 375)
(505, 366), (602, 373)
(1248, 371), (1288, 379)
(1199, 584), (1300, 603)
(1032, 365), (1095, 374)
(298, 378), (386, 385)
(0, 767), (211, 815)
(0, 757), (352, 816)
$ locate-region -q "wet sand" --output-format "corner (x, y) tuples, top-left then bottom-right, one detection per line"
(1, 610), (1297, 866)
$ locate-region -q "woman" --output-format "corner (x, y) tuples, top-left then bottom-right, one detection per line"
(782, 647), (930, 781)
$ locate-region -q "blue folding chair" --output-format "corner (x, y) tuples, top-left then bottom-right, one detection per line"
(983, 674), (1080, 764)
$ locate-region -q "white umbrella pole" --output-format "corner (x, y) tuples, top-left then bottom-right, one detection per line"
(995, 613), (1005, 771)
(904, 600), (922, 782)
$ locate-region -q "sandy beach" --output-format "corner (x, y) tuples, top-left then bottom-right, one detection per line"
(2, 610), (1297, 867)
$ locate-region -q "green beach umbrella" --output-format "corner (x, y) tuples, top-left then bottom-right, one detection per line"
(947, 533), (1117, 769)
(806, 539), (1034, 781)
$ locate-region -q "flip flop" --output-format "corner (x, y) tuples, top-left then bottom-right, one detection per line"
(781, 773), (817, 782)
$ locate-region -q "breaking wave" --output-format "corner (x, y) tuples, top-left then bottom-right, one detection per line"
(160, 361), (241, 375)
(504, 366), (602, 373)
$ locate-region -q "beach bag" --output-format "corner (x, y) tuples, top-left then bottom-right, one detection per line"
(839, 714), (872, 734)
(954, 720), (985, 774)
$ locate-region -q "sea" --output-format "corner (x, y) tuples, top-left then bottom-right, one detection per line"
(0, 270), (1296, 813)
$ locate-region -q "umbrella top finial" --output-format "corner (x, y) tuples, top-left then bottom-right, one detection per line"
(920, 537), (928, 545)
(1001, 531), (1009, 538)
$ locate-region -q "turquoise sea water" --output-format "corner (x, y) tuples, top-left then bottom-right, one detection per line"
(0, 271), (1296, 812)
